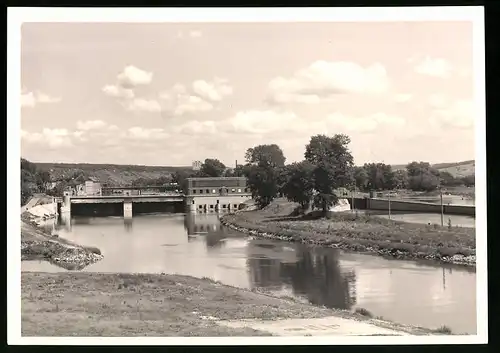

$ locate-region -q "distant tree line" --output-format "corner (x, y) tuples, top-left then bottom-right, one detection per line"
(353, 161), (475, 192)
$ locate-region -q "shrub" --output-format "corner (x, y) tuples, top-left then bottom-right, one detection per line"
(355, 307), (374, 318)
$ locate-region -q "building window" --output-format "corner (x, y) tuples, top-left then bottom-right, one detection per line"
(199, 189), (203, 194)
(210, 205), (214, 209)
(223, 204), (227, 208)
(192, 200), (195, 204)
(216, 200), (219, 204)
(244, 188), (248, 192)
(231, 188), (235, 192)
(234, 204), (238, 209)
(237, 188), (241, 192)
(212, 189), (216, 193)
(193, 189), (196, 194)
(206, 189), (210, 193)
(199, 205), (203, 209)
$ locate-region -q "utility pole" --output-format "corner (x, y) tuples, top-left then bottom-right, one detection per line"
(440, 187), (444, 227)
(388, 190), (391, 220)
(351, 184), (355, 213)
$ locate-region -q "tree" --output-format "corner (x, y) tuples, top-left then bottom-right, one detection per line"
(35, 170), (52, 192)
(245, 144), (286, 168)
(392, 169), (409, 189)
(461, 174), (475, 187)
(406, 161), (440, 191)
(246, 164), (280, 208)
(353, 166), (369, 191)
(244, 144), (287, 208)
(172, 170), (197, 193)
(281, 161), (315, 212)
(304, 134), (354, 214)
(200, 158), (226, 177)
(439, 171), (463, 187)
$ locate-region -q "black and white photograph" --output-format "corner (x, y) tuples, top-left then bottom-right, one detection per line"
(7, 6), (487, 345)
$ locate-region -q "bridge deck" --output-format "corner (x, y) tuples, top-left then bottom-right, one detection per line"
(69, 194), (184, 204)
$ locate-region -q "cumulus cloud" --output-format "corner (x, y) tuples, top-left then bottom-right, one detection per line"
(267, 60), (389, 104)
(21, 90), (61, 108)
(174, 95), (213, 116)
(102, 84), (135, 99)
(122, 127), (169, 140)
(160, 83), (216, 116)
(125, 98), (162, 113)
(394, 93), (413, 103)
(319, 112), (406, 134)
(117, 65), (153, 88)
(430, 99), (474, 129)
(413, 56), (453, 78)
(226, 110), (301, 134)
(76, 120), (108, 131)
(192, 78), (233, 102)
(21, 128), (72, 148)
(175, 120), (218, 135)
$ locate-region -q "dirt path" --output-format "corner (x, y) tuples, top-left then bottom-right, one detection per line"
(21, 272), (442, 337)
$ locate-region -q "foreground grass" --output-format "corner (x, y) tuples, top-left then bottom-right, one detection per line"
(22, 272), (441, 337)
(223, 199), (475, 265)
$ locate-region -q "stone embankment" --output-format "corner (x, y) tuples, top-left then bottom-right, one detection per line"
(21, 199), (103, 270)
(219, 217), (476, 267)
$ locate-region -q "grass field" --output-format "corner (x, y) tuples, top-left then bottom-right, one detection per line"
(222, 199), (476, 265)
(21, 272), (441, 336)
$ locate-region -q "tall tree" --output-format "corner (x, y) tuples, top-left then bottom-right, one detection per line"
(200, 158), (226, 177)
(281, 161), (315, 212)
(353, 166), (369, 191)
(245, 144), (286, 168)
(244, 144), (286, 208)
(304, 134), (354, 214)
(392, 169), (409, 189)
(405, 161), (440, 191)
(246, 164), (280, 208)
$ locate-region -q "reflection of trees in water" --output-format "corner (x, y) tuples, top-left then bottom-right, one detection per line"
(245, 241), (357, 310)
(281, 247), (357, 310)
(247, 256), (283, 288)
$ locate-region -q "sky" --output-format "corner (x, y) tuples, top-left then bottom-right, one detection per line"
(20, 21), (476, 167)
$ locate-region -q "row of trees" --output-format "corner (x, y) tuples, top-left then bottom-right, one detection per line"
(353, 162), (475, 192)
(21, 158), (52, 205)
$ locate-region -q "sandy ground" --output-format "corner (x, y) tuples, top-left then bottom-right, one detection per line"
(21, 272), (441, 337)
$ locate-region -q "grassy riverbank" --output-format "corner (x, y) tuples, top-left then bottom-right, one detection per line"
(221, 199), (475, 266)
(21, 216), (103, 270)
(22, 272), (444, 337)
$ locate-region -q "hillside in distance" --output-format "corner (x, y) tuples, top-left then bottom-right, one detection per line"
(391, 160), (475, 178)
(36, 162), (192, 185)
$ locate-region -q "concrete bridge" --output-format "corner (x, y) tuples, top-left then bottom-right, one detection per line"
(59, 193), (185, 218)
(58, 177), (253, 218)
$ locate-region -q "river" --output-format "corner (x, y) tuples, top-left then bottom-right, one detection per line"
(22, 212), (477, 335)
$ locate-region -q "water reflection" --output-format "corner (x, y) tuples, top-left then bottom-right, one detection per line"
(124, 218), (133, 232)
(25, 212), (476, 334)
(246, 240), (357, 310)
(184, 213), (227, 249)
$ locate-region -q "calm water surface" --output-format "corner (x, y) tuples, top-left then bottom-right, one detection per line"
(23, 213), (477, 334)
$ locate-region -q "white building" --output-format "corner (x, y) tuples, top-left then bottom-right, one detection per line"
(192, 160), (202, 171)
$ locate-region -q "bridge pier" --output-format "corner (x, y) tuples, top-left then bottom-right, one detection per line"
(123, 201), (133, 218)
